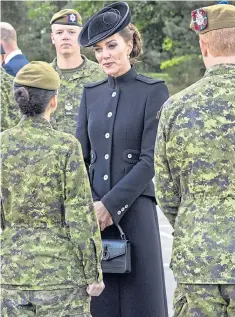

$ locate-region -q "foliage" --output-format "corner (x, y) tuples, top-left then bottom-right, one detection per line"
(2, 0), (235, 90)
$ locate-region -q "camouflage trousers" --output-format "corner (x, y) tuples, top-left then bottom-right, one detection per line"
(1, 286), (92, 317)
(173, 283), (235, 317)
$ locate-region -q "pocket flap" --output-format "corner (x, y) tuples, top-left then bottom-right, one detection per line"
(102, 240), (127, 261)
(123, 149), (140, 164)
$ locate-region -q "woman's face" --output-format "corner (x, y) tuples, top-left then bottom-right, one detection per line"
(94, 33), (132, 77)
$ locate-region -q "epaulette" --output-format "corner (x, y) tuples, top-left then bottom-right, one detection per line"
(84, 78), (108, 88)
(136, 74), (164, 85)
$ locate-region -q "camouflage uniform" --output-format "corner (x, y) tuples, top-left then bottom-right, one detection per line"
(1, 116), (103, 316)
(155, 63), (235, 316)
(1, 68), (21, 131)
(51, 56), (105, 135)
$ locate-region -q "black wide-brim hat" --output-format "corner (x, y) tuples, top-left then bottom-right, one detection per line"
(78, 2), (130, 47)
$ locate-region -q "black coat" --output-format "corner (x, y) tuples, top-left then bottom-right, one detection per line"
(76, 67), (169, 317)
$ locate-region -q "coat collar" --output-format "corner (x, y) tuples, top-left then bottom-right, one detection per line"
(204, 63), (235, 78)
(108, 66), (138, 89)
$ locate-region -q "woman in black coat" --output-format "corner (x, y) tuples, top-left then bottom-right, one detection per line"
(76, 2), (169, 317)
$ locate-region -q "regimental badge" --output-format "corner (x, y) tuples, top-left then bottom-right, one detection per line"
(68, 13), (77, 24)
(65, 103), (73, 111)
(191, 8), (208, 32)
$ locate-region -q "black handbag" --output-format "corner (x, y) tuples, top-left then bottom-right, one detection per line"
(101, 224), (131, 274)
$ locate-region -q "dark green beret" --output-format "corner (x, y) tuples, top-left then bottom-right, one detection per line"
(50, 9), (82, 26)
(14, 61), (60, 90)
(190, 4), (235, 34)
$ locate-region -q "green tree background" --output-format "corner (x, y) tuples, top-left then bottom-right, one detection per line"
(2, 1), (235, 94)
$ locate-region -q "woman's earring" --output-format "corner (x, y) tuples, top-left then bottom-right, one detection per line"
(127, 54), (130, 59)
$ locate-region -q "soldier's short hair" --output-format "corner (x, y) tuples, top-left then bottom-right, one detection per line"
(200, 27), (235, 57)
(0, 22), (17, 43)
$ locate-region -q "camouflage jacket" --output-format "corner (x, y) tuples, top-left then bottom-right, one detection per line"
(51, 55), (105, 135)
(155, 64), (235, 284)
(1, 68), (21, 131)
(1, 116), (103, 290)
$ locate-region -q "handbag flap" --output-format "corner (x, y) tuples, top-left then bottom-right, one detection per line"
(102, 240), (127, 261)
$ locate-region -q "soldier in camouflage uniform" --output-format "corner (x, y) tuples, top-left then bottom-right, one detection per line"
(50, 9), (105, 135)
(155, 3), (235, 317)
(1, 61), (104, 316)
(1, 68), (21, 131)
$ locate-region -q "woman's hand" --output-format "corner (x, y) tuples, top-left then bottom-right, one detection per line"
(87, 281), (105, 296)
(94, 201), (113, 231)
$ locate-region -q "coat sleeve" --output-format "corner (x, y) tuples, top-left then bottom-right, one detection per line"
(101, 83), (169, 224)
(154, 101), (181, 229)
(64, 139), (103, 284)
(76, 89), (100, 201)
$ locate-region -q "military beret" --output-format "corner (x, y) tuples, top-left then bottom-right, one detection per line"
(190, 3), (235, 34)
(50, 9), (82, 26)
(14, 61), (60, 90)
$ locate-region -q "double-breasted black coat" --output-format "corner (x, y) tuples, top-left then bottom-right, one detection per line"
(76, 66), (169, 317)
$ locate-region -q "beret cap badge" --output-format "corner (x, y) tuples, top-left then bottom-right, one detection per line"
(68, 13), (77, 24)
(191, 8), (208, 32)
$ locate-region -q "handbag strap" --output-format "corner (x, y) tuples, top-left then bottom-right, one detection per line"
(116, 224), (126, 240)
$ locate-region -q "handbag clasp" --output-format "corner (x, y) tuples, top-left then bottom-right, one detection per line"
(102, 245), (110, 260)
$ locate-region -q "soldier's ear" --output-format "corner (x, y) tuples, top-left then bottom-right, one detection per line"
(51, 33), (55, 45)
(50, 95), (57, 113)
(199, 38), (208, 57)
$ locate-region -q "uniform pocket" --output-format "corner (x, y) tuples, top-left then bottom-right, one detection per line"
(173, 286), (188, 317)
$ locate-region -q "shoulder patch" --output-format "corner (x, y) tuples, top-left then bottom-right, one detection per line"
(84, 78), (108, 88)
(136, 74), (164, 85)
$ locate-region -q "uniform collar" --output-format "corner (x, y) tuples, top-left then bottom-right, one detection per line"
(18, 115), (53, 129)
(204, 63), (235, 78)
(108, 66), (138, 89)
(51, 55), (93, 80)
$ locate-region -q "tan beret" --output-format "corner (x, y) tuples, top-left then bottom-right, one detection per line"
(190, 4), (235, 34)
(50, 9), (82, 26)
(14, 61), (60, 90)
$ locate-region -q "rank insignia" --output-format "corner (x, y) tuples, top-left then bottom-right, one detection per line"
(68, 13), (77, 24)
(191, 8), (208, 32)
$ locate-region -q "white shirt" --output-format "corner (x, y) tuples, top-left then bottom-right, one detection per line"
(4, 49), (23, 64)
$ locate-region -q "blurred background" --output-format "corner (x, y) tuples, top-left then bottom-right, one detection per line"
(3, 0), (235, 95)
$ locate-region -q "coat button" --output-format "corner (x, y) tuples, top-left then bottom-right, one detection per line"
(103, 175), (108, 180)
(105, 154), (109, 160)
(117, 210), (121, 215)
(112, 92), (116, 97)
(105, 133), (110, 139)
(127, 154), (132, 159)
(125, 205), (128, 209)
(107, 112), (112, 118)
(121, 207), (125, 212)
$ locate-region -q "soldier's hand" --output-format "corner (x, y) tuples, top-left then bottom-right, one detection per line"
(86, 281), (105, 296)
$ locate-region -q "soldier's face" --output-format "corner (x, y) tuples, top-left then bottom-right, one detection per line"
(51, 24), (81, 56)
(94, 33), (132, 77)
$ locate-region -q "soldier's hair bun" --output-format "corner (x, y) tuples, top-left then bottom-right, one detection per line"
(119, 23), (142, 63)
(14, 87), (29, 106)
(14, 86), (57, 116)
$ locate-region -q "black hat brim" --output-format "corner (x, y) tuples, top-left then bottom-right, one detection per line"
(78, 2), (130, 47)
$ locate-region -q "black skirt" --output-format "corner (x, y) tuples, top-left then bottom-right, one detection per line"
(91, 196), (168, 317)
